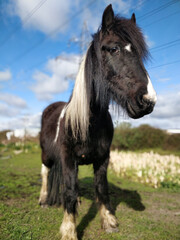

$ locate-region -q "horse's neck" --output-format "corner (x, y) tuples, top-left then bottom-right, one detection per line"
(90, 84), (109, 119)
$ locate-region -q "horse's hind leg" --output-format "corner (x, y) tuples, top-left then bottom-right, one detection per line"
(39, 152), (50, 207)
(94, 156), (119, 233)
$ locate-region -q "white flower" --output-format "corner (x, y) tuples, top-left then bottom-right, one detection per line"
(110, 150), (180, 188)
(137, 170), (142, 177)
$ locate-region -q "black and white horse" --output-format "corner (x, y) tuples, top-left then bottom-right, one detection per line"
(39, 4), (157, 240)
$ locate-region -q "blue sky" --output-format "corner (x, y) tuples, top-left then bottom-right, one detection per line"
(0, 0), (180, 131)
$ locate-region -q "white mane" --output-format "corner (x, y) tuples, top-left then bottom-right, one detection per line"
(65, 54), (90, 141)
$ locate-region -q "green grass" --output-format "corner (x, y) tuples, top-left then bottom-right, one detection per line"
(0, 145), (180, 240)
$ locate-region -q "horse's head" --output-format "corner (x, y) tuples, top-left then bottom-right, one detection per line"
(98, 4), (157, 119)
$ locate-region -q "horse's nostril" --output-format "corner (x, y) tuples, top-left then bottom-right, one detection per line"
(143, 90), (157, 105)
(142, 96), (155, 112)
(137, 95), (144, 107)
(142, 95), (155, 106)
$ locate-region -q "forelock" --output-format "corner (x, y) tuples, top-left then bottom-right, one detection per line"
(102, 16), (149, 61)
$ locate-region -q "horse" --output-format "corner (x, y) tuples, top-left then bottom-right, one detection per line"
(39, 4), (157, 240)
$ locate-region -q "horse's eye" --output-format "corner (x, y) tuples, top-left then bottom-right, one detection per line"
(101, 46), (106, 51)
(110, 46), (120, 54)
(101, 46), (120, 53)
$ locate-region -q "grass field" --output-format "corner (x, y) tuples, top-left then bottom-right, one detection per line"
(0, 143), (180, 240)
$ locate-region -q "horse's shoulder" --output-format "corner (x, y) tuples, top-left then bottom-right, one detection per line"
(42, 101), (67, 119)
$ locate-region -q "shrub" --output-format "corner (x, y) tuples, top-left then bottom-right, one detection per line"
(163, 134), (180, 151)
(112, 123), (178, 152)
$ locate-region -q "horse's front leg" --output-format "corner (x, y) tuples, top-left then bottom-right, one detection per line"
(93, 156), (119, 233)
(60, 151), (78, 240)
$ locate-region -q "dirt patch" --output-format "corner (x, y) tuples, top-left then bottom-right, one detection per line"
(142, 191), (180, 224)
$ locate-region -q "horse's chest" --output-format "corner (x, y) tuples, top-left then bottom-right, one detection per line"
(73, 138), (110, 165)
(73, 143), (95, 165)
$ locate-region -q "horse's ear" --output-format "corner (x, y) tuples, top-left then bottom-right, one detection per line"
(131, 13), (136, 24)
(102, 4), (114, 31)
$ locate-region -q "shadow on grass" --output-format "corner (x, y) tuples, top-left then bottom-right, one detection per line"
(77, 177), (145, 240)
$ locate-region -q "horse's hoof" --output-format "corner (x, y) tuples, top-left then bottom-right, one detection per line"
(105, 226), (119, 233)
(100, 205), (119, 233)
(61, 236), (78, 240)
(39, 199), (48, 208)
(40, 203), (48, 208)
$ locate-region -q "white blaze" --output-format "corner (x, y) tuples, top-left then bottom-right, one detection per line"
(144, 75), (157, 103)
(125, 44), (131, 52)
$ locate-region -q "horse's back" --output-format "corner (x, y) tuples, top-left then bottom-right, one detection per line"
(41, 101), (66, 124)
(40, 101), (67, 153)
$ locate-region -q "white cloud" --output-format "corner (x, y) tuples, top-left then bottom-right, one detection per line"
(134, 0), (146, 10)
(105, 0), (132, 15)
(0, 93), (27, 108)
(31, 54), (80, 100)
(157, 78), (170, 83)
(0, 112), (42, 131)
(110, 91), (180, 130)
(0, 93), (27, 121)
(145, 35), (154, 48)
(1, 91), (180, 131)
(0, 69), (12, 81)
(7, 0), (136, 37)
(20, 113), (42, 129)
(8, 0), (73, 35)
(79, 0), (135, 33)
(151, 92), (180, 119)
(0, 102), (21, 118)
(80, 8), (101, 33)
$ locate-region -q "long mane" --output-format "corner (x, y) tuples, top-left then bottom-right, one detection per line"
(65, 38), (110, 141)
(65, 54), (91, 141)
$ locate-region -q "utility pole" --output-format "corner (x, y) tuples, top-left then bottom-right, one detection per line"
(55, 21), (91, 81)
(79, 21), (91, 56)
(68, 21), (91, 58)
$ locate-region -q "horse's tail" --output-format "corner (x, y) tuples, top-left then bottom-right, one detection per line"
(47, 159), (62, 206)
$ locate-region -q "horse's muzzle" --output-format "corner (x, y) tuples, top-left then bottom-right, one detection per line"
(126, 96), (156, 119)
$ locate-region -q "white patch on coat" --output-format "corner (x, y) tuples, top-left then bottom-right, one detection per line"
(100, 204), (119, 232)
(143, 75), (157, 103)
(41, 163), (49, 176)
(39, 164), (50, 205)
(124, 43), (131, 52)
(60, 210), (77, 240)
(54, 105), (67, 143)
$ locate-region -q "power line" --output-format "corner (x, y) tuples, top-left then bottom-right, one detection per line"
(4, 0), (180, 69)
(25, 43), (180, 74)
(138, 0), (179, 20)
(150, 38), (180, 53)
(21, 37), (180, 70)
(150, 43), (180, 53)
(150, 39), (180, 50)
(148, 59), (180, 69)
(6, 0), (96, 67)
(19, 0), (48, 24)
(26, 32), (180, 72)
(0, 0), (48, 48)
(151, 42), (180, 53)
(138, 0), (179, 22)
(142, 9), (180, 28)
